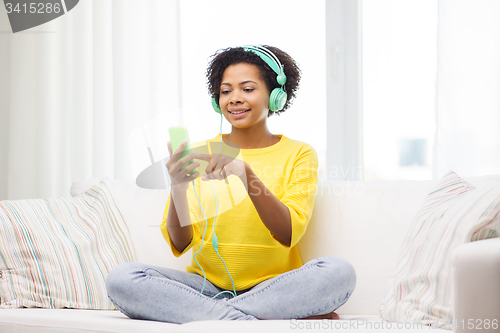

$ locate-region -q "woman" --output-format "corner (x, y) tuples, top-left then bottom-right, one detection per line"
(106, 45), (356, 323)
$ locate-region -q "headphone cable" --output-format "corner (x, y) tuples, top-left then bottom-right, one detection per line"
(191, 113), (237, 299)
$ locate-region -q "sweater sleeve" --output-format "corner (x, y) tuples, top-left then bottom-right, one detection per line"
(160, 179), (202, 257)
(280, 144), (319, 248)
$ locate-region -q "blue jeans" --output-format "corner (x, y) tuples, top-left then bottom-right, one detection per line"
(105, 256), (356, 324)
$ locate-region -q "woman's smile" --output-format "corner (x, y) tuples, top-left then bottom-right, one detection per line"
(228, 108), (251, 118)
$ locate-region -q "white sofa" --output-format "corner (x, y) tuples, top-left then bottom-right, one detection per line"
(1, 174), (499, 333)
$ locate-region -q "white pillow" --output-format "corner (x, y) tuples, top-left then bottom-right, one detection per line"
(379, 170), (500, 329)
(0, 179), (136, 309)
(70, 178), (191, 271)
(298, 177), (442, 315)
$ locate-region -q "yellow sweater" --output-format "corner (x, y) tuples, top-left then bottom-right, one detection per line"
(160, 134), (319, 290)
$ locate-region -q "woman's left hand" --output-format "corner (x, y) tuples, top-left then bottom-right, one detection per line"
(193, 152), (247, 181)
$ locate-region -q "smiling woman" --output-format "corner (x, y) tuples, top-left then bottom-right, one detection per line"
(105, 44), (356, 324)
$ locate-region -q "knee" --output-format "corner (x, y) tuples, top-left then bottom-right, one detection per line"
(105, 262), (144, 299)
(313, 257), (357, 295)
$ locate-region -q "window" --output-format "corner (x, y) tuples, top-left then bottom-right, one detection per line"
(362, 0), (438, 180)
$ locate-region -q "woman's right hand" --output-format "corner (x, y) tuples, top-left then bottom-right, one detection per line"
(167, 140), (200, 192)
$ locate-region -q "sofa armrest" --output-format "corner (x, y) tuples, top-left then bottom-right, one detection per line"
(452, 237), (500, 333)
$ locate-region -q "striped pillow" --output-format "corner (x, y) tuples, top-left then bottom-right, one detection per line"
(380, 170), (500, 329)
(0, 179), (136, 309)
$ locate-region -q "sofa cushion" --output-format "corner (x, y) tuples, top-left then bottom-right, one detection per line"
(0, 309), (176, 333)
(379, 170), (500, 329)
(0, 309), (451, 333)
(0, 179), (136, 309)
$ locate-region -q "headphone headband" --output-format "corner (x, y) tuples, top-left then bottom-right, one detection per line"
(242, 44), (287, 87)
(242, 45), (283, 77)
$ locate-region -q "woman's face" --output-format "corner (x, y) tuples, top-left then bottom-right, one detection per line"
(218, 63), (270, 129)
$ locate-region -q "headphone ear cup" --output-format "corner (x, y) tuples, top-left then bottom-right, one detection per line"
(269, 88), (287, 111)
(211, 97), (222, 114)
(277, 74), (287, 86)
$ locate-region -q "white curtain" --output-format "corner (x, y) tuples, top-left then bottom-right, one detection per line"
(0, 0), (182, 200)
(434, 0), (500, 179)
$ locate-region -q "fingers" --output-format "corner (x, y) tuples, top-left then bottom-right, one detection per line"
(183, 161), (201, 178)
(166, 140), (202, 185)
(170, 160), (201, 185)
(173, 157), (199, 176)
(199, 153), (233, 181)
(173, 140), (188, 159)
(192, 153), (212, 162)
(167, 141), (195, 166)
(204, 159), (217, 176)
(202, 164), (228, 181)
(192, 152), (232, 162)
(167, 146), (234, 182)
(171, 172), (197, 186)
(167, 141), (172, 156)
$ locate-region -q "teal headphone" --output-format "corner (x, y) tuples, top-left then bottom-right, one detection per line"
(211, 45), (288, 114)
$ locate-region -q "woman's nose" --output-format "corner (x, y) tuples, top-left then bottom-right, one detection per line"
(230, 91), (244, 104)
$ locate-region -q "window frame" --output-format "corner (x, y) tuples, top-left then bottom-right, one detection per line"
(325, 0), (363, 181)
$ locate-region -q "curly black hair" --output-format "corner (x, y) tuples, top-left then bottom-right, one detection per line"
(206, 45), (301, 117)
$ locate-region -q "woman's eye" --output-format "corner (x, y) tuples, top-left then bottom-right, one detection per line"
(244, 88), (254, 92)
(221, 91), (230, 94)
